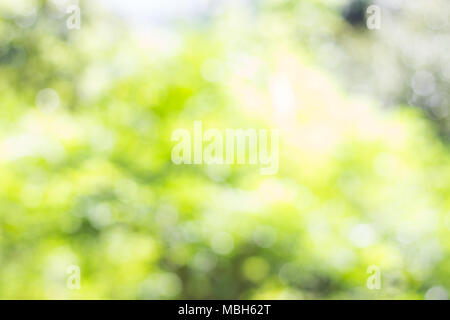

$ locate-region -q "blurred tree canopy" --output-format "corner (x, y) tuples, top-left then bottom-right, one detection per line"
(284, 0), (450, 139)
(0, 0), (449, 299)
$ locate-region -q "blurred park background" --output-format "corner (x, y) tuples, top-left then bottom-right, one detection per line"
(0, 0), (449, 299)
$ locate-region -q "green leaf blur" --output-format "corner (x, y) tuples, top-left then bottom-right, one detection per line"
(0, 0), (449, 299)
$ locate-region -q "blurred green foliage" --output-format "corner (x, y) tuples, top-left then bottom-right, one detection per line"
(0, 0), (449, 299)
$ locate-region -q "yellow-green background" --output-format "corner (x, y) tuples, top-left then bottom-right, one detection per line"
(0, 0), (449, 299)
